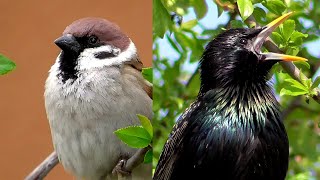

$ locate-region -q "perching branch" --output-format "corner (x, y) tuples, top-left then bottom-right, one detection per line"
(27, 145), (151, 180)
(113, 145), (152, 180)
(25, 151), (59, 180)
(112, 145), (152, 180)
(125, 146), (151, 171)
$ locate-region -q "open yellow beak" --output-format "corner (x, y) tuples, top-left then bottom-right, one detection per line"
(253, 12), (307, 62)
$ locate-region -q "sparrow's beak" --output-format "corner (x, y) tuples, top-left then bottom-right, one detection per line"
(54, 34), (81, 53)
(253, 12), (307, 62)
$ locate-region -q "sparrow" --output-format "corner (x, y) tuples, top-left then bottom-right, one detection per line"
(45, 17), (152, 180)
(154, 12), (306, 180)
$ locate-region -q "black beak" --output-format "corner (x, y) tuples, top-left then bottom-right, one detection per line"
(252, 12), (307, 62)
(54, 34), (81, 53)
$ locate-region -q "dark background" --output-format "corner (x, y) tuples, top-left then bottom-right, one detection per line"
(0, 0), (152, 179)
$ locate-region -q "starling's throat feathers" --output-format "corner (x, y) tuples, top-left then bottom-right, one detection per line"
(204, 83), (281, 132)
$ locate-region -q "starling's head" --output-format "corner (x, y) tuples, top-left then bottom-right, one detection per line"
(200, 12), (306, 91)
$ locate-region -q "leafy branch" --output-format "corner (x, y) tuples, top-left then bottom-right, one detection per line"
(113, 114), (153, 179)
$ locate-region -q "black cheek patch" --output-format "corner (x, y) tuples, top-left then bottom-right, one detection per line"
(94, 51), (117, 59)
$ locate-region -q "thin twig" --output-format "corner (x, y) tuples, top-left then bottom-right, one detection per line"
(25, 151), (59, 180)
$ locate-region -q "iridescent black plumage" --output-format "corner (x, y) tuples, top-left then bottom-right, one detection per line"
(154, 28), (289, 180)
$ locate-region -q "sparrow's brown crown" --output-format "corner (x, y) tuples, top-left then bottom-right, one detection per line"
(63, 17), (130, 51)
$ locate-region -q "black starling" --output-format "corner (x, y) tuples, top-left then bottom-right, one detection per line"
(154, 12), (307, 180)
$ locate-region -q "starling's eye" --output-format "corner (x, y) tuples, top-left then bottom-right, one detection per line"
(88, 35), (99, 45)
(239, 38), (247, 45)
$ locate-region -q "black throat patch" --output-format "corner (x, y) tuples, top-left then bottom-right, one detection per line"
(58, 51), (79, 83)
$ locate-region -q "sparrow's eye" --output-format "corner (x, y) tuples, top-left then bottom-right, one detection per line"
(239, 38), (247, 45)
(88, 35), (99, 45)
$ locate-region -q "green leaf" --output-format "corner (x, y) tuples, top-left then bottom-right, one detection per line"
(263, 0), (287, 15)
(284, 78), (309, 92)
(137, 114), (153, 138)
(271, 32), (284, 45)
(280, 88), (308, 96)
(253, 0), (263, 3)
(290, 31), (308, 45)
(280, 77), (310, 97)
(281, 19), (295, 41)
(114, 126), (151, 148)
(285, 46), (299, 56)
(175, 32), (192, 50)
(217, 5), (224, 18)
(153, 0), (172, 38)
(181, 19), (198, 30)
(192, 0), (208, 19)
(0, 54), (16, 75)
(299, 70), (312, 88)
(230, 20), (244, 28)
(311, 76), (320, 89)
(294, 61), (310, 69)
(142, 67), (153, 82)
(237, 0), (254, 20)
(166, 34), (180, 53)
(186, 70), (200, 96)
(144, 149), (153, 163)
(252, 7), (267, 24)
(169, 96), (184, 109)
(161, 0), (187, 16)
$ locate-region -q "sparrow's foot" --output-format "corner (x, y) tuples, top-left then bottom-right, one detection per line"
(112, 159), (131, 178)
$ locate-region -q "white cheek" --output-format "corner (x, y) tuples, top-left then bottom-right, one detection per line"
(76, 41), (138, 71)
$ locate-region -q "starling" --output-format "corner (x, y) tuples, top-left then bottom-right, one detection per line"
(154, 12), (307, 180)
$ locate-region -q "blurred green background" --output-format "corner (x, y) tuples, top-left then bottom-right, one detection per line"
(153, 0), (320, 179)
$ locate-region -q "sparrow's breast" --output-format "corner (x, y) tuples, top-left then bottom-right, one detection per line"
(44, 64), (152, 179)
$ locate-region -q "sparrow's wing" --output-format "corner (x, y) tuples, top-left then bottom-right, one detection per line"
(153, 100), (202, 180)
(123, 59), (153, 99)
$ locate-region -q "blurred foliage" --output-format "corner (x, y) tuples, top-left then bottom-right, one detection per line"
(153, 0), (320, 179)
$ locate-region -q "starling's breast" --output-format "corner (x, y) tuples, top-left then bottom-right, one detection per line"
(172, 87), (289, 180)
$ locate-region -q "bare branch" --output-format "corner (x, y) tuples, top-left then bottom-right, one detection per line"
(25, 151), (59, 180)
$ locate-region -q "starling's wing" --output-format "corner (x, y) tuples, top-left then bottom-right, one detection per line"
(153, 100), (201, 180)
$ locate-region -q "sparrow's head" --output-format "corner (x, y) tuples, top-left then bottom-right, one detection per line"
(199, 12), (306, 92)
(54, 17), (141, 82)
